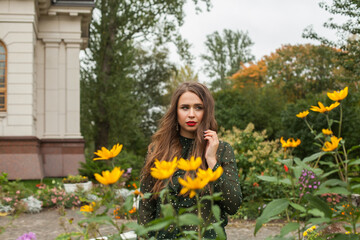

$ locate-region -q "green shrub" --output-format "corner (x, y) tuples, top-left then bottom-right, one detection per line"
(220, 123), (291, 218)
(78, 149), (143, 185)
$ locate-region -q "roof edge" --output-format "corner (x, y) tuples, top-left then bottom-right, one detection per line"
(51, 0), (95, 7)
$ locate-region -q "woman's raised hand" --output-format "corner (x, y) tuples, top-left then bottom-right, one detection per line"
(204, 130), (219, 169)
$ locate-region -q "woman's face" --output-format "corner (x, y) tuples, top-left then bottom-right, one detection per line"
(177, 91), (204, 138)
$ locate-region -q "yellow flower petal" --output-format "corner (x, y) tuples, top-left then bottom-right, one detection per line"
(322, 136), (342, 152)
(150, 158), (178, 180)
(327, 87), (348, 101)
(322, 129), (333, 135)
(280, 137), (300, 148)
(310, 101), (339, 113)
(94, 167), (123, 185)
(189, 190), (196, 198)
(93, 143), (123, 161)
(296, 110), (309, 118)
(177, 156), (202, 171)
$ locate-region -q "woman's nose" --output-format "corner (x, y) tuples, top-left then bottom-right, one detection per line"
(189, 107), (195, 117)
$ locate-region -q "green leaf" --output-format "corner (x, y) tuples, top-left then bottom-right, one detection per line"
(212, 205), (221, 221)
(351, 184), (360, 190)
(147, 216), (174, 232)
(304, 194), (332, 218)
(315, 187), (351, 195)
(279, 178), (292, 185)
(289, 202), (306, 212)
(257, 175), (280, 183)
(261, 199), (289, 219)
(178, 213), (201, 226)
(320, 169), (338, 179)
(347, 145), (360, 155)
(322, 179), (347, 187)
(55, 233), (82, 240)
(293, 166), (303, 180)
(278, 158), (293, 166)
(307, 217), (331, 224)
(143, 192), (152, 199)
(319, 161), (336, 167)
(124, 194), (134, 212)
(303, 152), (325, 163)
(125, 222), (147, 236)
(161, 203), (174, 218)
(308, 208), (325, 217)
(279, 222), (299, 237)
(349, 159), (360, 166)
(294, 158), (323, 175)
(332, 233), (360, 240)
(78, 215), (113, 225)
(212, 222), (226, 240)
(254, 217), (267, 236)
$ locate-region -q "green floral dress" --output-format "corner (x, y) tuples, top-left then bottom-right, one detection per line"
(138, 135), (242, 239)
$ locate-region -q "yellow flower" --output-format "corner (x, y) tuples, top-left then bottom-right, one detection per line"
(310, 101), (340, 113)
(80, 202), (96, 212)
(93, 143), (123, 160)
(177, 156), (202, 171)
(327, 87), (348, 101)
(178, 176), (210, 198)
(322, 129), (333, 135)
(322, 136), (342, 152)
(303, 231), (308, 237)
(197, 167), (223, 182)
(150, 157), (178, 180)
(296, 110), (309, 118)
(280, 137), (301, 149)
(94, 167), (124, 185)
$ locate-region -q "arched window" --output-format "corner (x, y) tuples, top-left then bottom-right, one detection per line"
(0, 41), (6, 111)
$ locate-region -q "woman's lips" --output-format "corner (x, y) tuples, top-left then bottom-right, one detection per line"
(186, 121), (197, 126)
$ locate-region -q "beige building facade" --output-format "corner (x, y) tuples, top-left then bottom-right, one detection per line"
(0, 0), (94, 179)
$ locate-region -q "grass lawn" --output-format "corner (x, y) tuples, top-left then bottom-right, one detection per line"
(20, 178), (63, 193)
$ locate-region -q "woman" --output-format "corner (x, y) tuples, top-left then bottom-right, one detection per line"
(138, 82), (242, 239)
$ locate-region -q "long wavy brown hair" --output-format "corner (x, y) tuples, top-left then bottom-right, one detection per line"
(140, 82), (218, 195)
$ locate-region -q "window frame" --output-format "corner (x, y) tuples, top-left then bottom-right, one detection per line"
(0, 40), (7, 112)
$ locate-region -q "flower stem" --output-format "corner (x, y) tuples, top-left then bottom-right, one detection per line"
(334, 154), (345, 182)
(305, 119), (323, 144)
(338, 104), (343, 137)
(196, 193), (202, 240)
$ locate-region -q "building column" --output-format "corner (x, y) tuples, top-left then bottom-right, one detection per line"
(64, 39), (82, 138)
(43, 38), (61, 138)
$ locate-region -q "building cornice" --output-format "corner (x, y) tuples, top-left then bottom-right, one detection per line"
(36, 0), (94, 49)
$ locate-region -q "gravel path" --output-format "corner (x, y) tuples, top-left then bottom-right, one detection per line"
(0, 209), (283, 239)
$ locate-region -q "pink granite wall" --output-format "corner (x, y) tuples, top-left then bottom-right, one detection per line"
(0, 137), (85, 180)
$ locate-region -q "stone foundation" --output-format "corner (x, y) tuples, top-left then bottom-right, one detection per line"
(0, 136), (85, 180)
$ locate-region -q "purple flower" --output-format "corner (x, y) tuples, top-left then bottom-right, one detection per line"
(17, 232), (36, 240)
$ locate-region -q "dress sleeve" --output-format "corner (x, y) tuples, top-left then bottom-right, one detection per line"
(212, 141), (242, 215)
(138, 173), (157, 225)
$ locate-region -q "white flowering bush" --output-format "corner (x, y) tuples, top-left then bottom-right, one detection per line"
(22, 196), (42, 214)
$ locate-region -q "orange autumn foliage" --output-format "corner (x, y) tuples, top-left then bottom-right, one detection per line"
(230, 59), (267, 88)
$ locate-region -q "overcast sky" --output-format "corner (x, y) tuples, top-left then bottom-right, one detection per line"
(176, 0), (346, 82)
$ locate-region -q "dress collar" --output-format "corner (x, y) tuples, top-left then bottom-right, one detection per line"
(179, 135), (194, 147)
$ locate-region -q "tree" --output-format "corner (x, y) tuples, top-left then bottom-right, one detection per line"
(214, 86), (285, 139)
(201, 29), (254, 91)
(303, 0), (360, 87)
(81, 0), (211, 153)
(230, 59), (267, 88)
(162, 65), (199, 105)
(230, 44), (343, 102)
